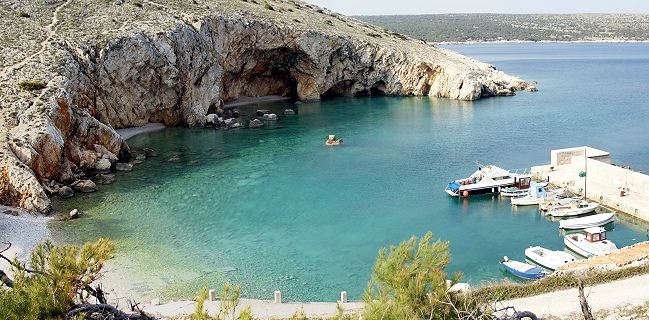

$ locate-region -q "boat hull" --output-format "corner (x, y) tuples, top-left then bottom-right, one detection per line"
(546, 202), (599, 217)
(524, 246), (576, 270)
(500, 188), (530, 197)
(446, 183), (514, 197)
(501, 259), (547, 280)
(559, 212), (615, 229)
(564, 234), (618, 258)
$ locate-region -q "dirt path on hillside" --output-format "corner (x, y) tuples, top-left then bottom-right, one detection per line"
(1, 0), (70, 77)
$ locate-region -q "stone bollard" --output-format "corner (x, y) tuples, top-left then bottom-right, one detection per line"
(340, 291), (347, 303)
(209, 289), (216, 301)
(274, 290), (282, 304)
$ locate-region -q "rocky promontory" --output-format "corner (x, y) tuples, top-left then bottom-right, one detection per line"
(0, 0), (531, 213)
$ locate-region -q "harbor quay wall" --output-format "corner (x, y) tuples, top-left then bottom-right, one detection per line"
(532, 146), (649, 224)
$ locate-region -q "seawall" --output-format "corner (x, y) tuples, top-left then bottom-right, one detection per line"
(532, 146), (649, 224)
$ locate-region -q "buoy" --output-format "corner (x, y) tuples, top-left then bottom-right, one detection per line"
(462, 190), (469, 197)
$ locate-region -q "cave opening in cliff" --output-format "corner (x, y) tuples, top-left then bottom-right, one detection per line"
(321, 80), (355, 99)
(321, 80), (388, 99)
(355, 80), (386, 97)
(223, 48), (301, 102)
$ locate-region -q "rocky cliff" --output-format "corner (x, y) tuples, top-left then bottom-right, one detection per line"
(0, 0), (532, 213)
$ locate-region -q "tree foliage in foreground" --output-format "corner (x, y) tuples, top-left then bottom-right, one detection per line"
(363, 231), (487, 319)
(0, 239), (115, 320)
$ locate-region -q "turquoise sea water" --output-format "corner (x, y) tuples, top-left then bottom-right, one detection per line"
(50, 42), (649, 302)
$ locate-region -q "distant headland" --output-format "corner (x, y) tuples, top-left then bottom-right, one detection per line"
(353, 14), (649, 43)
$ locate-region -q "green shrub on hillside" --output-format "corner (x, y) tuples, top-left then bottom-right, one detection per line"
(18, 81), (46, 91)
(363, 232), (488, 319)
(0, 239), (115, 320)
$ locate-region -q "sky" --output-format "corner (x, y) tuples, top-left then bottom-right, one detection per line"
(305, 0), (649, 16)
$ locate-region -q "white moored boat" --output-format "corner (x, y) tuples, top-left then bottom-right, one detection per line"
(511, 185), (567, 206)
(539, 196), (582, 211)
(524, 246), (576, 271)
(445, 164), (528, 197)
(559, 212), (616, 230)
(545, 199), (599, 217)
(499, 175), (534, 197)
(564, 226), (618, 258)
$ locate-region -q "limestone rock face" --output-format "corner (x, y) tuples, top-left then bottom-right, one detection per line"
(0, 0), (532, 213)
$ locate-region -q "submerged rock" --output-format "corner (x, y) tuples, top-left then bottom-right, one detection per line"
(116, 163), (133, 171)
(249, 119), (264, 128)
(262, 113), (278, 121)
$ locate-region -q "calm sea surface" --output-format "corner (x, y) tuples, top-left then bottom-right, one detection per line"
(50, 42), (649, 302)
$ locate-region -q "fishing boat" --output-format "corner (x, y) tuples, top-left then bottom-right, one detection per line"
(500, 256), (548, 280)
(445, 164), (528, 197)
(499, 175), (534, 197)
(559, 212), (616, 230)
(564, 226), (618, 258)
(524, 246), (576, 270)
(545, 199), (599, 217)
(511, 185), (567, 206)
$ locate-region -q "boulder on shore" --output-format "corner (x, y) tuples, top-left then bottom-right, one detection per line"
(70, 180), (98, 193)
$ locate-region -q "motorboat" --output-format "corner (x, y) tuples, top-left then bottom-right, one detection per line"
(524, 246), (576, 271)
(500, 256), (548, 280)
(564, 226), (618, 258)
(539, 196), (582, 211)
(511, 185), (567, 206)
(559, 212), (616, 230)
(545, 199), (599, 217)
(499, 175), (534, 197)
(445, 164), (528, 197)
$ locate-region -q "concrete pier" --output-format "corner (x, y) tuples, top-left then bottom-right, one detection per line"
(532, 146), (649, 224)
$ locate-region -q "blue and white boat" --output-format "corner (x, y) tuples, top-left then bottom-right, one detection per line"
(500, 256), (548, 280)
(446, 164), (528, 197)
(510, 184), (566, 206)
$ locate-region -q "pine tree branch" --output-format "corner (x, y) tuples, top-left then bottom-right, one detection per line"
(0, 241), (44, 275)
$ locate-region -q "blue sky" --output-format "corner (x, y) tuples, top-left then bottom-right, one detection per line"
(305, 0), (649, 15)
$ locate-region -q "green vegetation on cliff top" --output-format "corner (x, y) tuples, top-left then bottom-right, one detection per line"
(353, 14), (649, 43)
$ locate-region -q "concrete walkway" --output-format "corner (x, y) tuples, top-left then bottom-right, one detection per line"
(503, 273), (649, 318)
(143, 298), (364, 319)
(142, 273), (649, 319)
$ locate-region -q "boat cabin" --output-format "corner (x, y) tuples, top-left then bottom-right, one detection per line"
(583, 227), (607, 242)
(513, 176), (531, 189)
(530, 185), (547, 198)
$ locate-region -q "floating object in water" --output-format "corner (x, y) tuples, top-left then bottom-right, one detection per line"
(325, 135), (343, 146)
